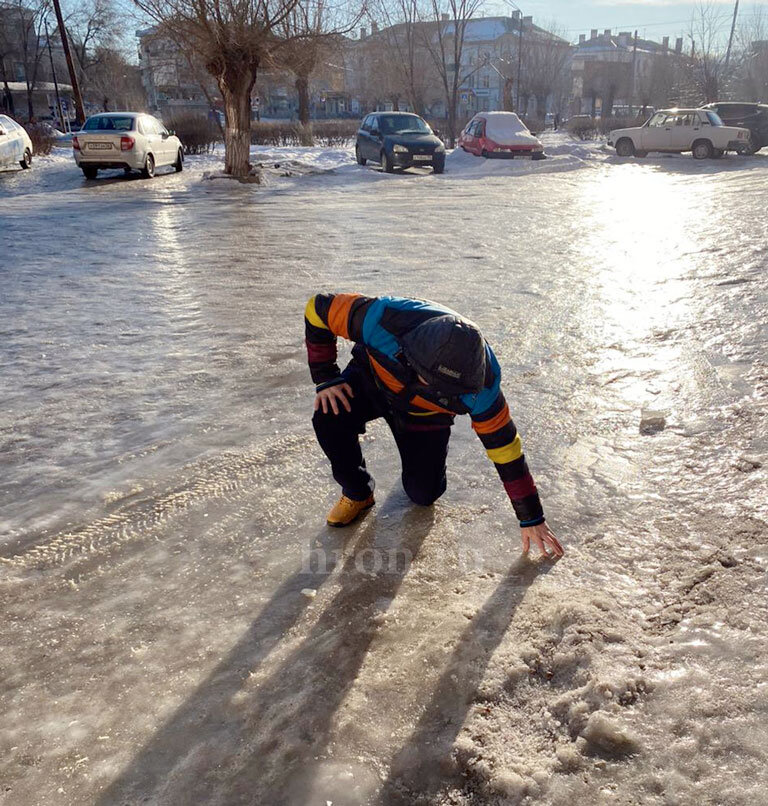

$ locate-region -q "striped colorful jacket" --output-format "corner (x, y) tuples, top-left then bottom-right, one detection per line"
(305, 293), (545, 526)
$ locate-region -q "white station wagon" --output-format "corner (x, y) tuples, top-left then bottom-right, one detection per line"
(608, 109), (751, 159)
(0, 114), (33, 170)
(73, 112), (184, 179)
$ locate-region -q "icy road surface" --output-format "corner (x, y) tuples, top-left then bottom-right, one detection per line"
(1, 136), (767, 805)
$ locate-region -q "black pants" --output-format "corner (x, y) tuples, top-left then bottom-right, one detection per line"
(312, 361), (452, 505)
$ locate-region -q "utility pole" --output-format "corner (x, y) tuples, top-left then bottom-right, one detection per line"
(516, 12), (523, 112)
(50, 0), (85, 124)
(44, 18), (67, 132)
(631, 30), (638, 115)
(724, 0), (739, 69)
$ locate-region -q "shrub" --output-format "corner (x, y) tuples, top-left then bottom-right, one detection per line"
(250, 119), (359, 147)
(167, 114), (221, 155)
(522, 116), (545, 135)
(567, 115), (597, 140)
(23, 122), (55, 155)
(597, 116), (636, 135)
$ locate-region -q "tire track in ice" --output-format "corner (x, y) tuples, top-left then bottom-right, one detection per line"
(0, 434), (311, 574)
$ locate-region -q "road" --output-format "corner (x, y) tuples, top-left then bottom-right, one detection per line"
(1, 142), (767, 805)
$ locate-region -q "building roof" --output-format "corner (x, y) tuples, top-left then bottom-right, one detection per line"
(573, 32), (672, 58)
(5, 81), (73, 92)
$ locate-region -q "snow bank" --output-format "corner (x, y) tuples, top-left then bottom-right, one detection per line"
(445, 146), (590, 177)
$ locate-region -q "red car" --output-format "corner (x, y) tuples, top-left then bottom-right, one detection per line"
(459, 111), (545, 159)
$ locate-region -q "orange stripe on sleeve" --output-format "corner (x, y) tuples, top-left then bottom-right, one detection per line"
(327, 293), (362, 339)
(471, 403), (511, 434)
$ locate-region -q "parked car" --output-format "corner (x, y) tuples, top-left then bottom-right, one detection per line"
(0, 115), (33, 170)
(608, 108), (751, 159)
(73, 112), (184, 179)
(458, 112), (545, 159)
(355, 112), (445, 173)
(701, 102), (768, 154)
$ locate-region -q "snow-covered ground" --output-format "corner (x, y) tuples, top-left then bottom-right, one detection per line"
(1, 133), (767, 806)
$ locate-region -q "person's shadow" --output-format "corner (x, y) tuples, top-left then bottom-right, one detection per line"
(379, 555), (556, 805)
(97, 490), (435, 806)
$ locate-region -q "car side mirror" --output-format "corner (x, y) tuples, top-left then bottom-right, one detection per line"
(0, 126), (6, 136)
(371, 129), (380, 138)
(167, 129), (175, 136)
(433, 128), (441, 138)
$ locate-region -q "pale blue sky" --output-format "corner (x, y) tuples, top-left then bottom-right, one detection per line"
(485, 0), (756, 45)
(121, 0), (760, 52)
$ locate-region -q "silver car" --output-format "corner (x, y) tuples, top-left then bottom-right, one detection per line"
(0, 115), (33, 170)
(73, 112), (184, 179)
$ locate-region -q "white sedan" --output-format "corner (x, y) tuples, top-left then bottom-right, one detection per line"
(0, 114), (33, 170)
(73, 112), (184, 179)
(608, 108), (751, 159)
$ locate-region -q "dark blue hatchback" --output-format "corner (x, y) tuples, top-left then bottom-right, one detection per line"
(355, 112), (446, 174)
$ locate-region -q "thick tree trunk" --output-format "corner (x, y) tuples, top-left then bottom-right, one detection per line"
(0, 56), (14, 115)
(503, 79), (514, 111)
(295, 74), (310, 127)
(295, 74), (313, 146)
(221, 77), (254, 178)
(447, 104), (457, 149)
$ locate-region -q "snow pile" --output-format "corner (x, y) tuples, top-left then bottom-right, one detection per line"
(445, 146), (589, 177)
(427, 587), (649, 804)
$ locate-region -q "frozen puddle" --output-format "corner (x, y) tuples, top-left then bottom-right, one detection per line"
(1, 139), (767, 805)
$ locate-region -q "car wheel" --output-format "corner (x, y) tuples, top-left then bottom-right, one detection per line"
(433, 157), (445, 174)
(615, 138), (635, 157)
(381, 150), (394, 173)
(739, 139), (759, 155)
(174, 149), (183, 172)
(355, 145), (366, 165)
(711, 148), (724, 159)
(142, 154), (155, 178)
(19, 148), (32, 169)
(692, 139), (713, 160)
(82, 166), (98, 180)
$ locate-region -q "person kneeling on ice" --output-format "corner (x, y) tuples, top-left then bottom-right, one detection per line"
(305, 293), (563, 558)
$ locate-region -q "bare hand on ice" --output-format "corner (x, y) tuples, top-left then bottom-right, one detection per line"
(521, 522), (563, 559)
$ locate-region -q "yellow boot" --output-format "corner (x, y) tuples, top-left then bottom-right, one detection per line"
(326, 494), (375, 527)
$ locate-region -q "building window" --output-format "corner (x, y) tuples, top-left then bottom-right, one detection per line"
(481, 74), (489, 89)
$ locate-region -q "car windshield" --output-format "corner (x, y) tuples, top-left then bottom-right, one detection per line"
(378, 115), (430, 135)
(83, 115), (134, 132)
(705, 111), (723, 126)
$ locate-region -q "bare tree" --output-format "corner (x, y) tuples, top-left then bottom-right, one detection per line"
(86, 46), (146, 111)
(687, 1), (732, 102)
(133, 0), (302, 177)
(0, 4), (17, 114)
(2, 0), (50, 119)
(518, 19), (570, 118)
(419, 0), (485, 145)
(372, 0), (432, 114)
(62, 0), (120, 91)
(736, 6), (768, 100)
(271, 0), (360, 141)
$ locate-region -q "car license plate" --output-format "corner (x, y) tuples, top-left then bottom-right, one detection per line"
(88, 142), (111, 150)
(413, 154), (431, 161)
